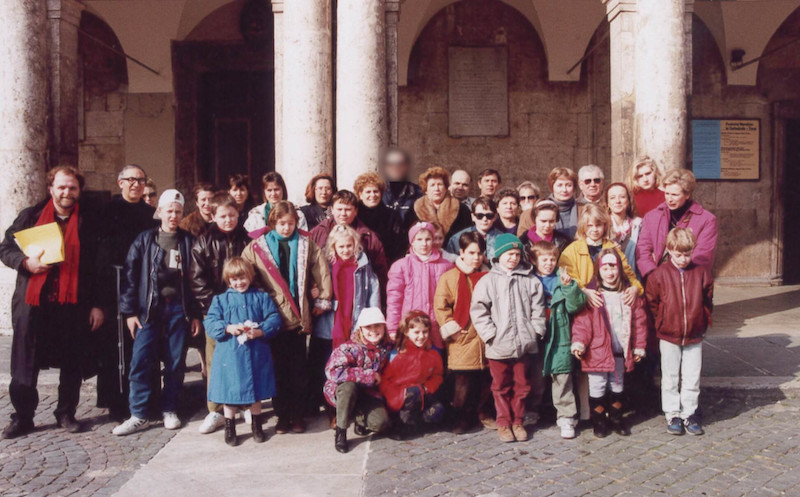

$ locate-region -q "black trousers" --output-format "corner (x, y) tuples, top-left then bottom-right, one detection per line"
(271, 331), (309, 421)
(307, 336), (332, 415)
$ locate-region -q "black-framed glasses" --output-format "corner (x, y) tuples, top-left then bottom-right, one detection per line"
(583, 178), (602, 185)
(122, 177), (147, 185)
(473, 213), (495, 220)
(521, 195), (538, 201)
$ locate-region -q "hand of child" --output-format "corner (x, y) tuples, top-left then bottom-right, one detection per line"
(559, 267), (572, 286)
(245, 327), (264, 339)
(190, 319), (203, 337)
(583, 288), (603, 308)
(622, 286), (638, 306)
(460, 329), (469, 334)
(226, 324), (245, 336)
(572, 349), (583, 360)
(126, 316), (143, 339)
(310, 284), (320, 299)
(633, 353), (643, 363)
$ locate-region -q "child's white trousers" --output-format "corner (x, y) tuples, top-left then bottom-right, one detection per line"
(660, 340), (702, 421)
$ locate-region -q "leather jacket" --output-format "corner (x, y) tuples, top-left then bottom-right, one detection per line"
(189, 224), (250, 313)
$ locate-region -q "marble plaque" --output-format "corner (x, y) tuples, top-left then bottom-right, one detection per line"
(448, 46), (509, 137)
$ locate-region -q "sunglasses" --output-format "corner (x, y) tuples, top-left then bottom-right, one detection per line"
(145, 192), (158, 198)
(473, 213), (495, 220)
(521, 195), (538, 201)
(583, 178), (603, 185)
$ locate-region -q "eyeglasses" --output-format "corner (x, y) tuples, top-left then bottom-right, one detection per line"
(121, 177), (147, 185)
(583, 178), (603, 185)
(144, 192), (158, 198)
(521, 195), (538, 202)
(473, 213), (495, 220)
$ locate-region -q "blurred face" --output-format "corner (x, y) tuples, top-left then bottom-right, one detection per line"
(599, 262), (620, 287)
(411, 229), (433, 257)
(334, 237), (356, 261)
(478, 174), (499, 197)
(664, 183), (690, 211)
(229, 185), (249, 208)
(636, 165), (657, 190)
(158, 202), (184, 232)
(406, 324), (429, 349)
(450, 171), (471, 200)
(213, 205), (239, 233)
(472, 205), (495, 233)
(535, 209), (557, 237)
(274, 215), (296, 237)
(382, 151), (409, 182)
(118, 168), (146, 203)
(314, 179), (334, 206)
(669, 249), (692, 269)
(552, 177), (575, 202)
(143, 187), (158, 207)
(229, 274), (251, 293)
(607, 185), (629, 218)
(497, 196), (519, 222)
(360, 185), (382, 208)
(426, 178), (447, 204)
(196, 191), (215, 219)
(332, 200), (357, 225)
(49, 172), (81, 213)
(585, 220), (605, 243)
(580, 172), (604, 201)
(536, 253), (557, 276)
(519, 187), (538, 211)
(361, 323), (385, 345)
(264, 182), (284, 206)
(498, 248), (522, 271)
(459, 242), (484, 271)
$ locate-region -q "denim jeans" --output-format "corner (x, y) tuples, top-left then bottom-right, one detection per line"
(128, 302), (189, 419)
(660, 340), (702, 421)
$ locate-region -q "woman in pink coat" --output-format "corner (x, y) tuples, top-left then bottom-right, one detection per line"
(635, 169), (717, 279)
(386, 222), (454, 348)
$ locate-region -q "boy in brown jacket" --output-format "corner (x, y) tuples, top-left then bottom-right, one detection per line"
(644, 227), (713, 436)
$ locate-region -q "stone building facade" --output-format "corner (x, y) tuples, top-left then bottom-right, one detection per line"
(2, 0), (800, 328)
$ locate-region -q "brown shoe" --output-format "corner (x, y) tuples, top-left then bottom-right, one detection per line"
(479, 415), (497, 430)
(291, 420), (306, 434)
(498, 426), (515, 443)
(512, 424), (528, 442)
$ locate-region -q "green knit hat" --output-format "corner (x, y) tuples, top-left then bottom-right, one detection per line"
(494, 234), (524, 259)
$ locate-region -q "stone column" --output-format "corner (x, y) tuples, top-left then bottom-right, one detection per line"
(335, 0), (387, 191)
(634, 0), (690, 172)
(47, 0), (84, 168)
(604, 0), (637, 181)
(281, 0), (333, 205)
(271, 0), (284, 174)
(386, 0), (400, 147)
(0, 0), (49, 331)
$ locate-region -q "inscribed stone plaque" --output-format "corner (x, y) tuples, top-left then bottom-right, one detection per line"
(448, 46), (509, 137)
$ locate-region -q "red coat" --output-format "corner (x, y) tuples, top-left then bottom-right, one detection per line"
(379, 342), (444, 412)
(571, 295), (648, 374)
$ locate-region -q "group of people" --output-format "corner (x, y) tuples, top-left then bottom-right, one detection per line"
(0, 151), (718, 454)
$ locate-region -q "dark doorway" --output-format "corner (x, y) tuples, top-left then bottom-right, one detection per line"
(197, 71), (273, 185)
(784, 119), (800, 283)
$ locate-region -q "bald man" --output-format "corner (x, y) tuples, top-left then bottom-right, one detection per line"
(450, 169), (475, 208)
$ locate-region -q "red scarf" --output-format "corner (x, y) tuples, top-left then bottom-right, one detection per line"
(331, 257), (357, 349)
(25, 201), (81, 306)
(453, 269), (485, 329)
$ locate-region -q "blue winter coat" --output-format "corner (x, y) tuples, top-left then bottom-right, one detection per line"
(312, 252), (381, 339)
(204, 288), (282, 405)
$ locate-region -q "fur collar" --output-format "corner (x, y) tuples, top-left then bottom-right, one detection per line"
(413, 194), (461, 234)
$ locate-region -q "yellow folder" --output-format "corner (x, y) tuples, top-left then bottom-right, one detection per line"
(14, 223), (65, 265)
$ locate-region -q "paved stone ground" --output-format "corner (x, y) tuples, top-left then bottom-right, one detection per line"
(363, 391), (800, 497)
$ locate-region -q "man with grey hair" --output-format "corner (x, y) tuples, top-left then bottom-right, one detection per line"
(96, 164), (157, 421)
(578, 164), (605, 204)
(449, 169), (475, 208)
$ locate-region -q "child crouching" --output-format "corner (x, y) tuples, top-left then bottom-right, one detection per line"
(324, 308), (392, 454)
(571, 249), (647, 438)
(203, 257), (282, 446)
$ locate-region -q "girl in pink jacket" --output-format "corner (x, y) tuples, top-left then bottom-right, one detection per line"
(386, 222), (454, 348)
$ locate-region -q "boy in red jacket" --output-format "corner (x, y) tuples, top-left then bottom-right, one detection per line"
(645, 227), (714, 436)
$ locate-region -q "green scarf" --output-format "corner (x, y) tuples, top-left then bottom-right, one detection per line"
(265, 229), (299, 298)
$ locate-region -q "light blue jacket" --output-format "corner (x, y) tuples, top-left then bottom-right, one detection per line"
(312, 252), (381, 339)
(445, 226), (503, 261)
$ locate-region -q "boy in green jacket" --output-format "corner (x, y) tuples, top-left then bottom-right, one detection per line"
(531, 241), (587, 439)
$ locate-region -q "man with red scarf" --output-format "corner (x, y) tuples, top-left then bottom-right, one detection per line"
(0, 166), (104, 439)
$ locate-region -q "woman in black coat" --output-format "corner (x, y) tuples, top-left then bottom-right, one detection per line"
(353, 172), (407, 264)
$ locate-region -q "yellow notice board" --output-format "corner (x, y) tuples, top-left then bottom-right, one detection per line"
(14, 223), (65, 265)
(692, 119), (760, 180)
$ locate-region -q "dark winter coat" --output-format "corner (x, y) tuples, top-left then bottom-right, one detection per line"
(189, 224), (250, 313)
(357, 202), (407, 264)
(382, 181), (422, 224)
(299, 203), (331, 231)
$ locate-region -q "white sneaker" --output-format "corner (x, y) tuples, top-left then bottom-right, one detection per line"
(163, 412), (182, 430)
(198, 412), (225, 434)
(112, 416), (148, 436)
(557, 418), (576, 439)
(243, 409), (252, 425)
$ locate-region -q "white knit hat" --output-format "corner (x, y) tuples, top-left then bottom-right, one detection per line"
(355, 307), (386, 328)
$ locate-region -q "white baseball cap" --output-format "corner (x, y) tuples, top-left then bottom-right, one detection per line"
(157, 189), (185, 209)
(355, 307), (386, 328)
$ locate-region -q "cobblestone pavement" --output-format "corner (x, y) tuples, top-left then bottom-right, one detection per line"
(364, 392), (800, 497)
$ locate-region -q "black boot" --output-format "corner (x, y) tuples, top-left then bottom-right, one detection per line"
(224, 418), (238, 447)
(1, 417), (34, 440)
(251, 414), (267, 443)
(589, 396), (610, 438)
(335, 427), (348, 453)
(608, 393), (630, 436)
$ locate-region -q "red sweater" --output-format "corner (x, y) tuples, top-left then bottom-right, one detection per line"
(379, 342), (444, 412)
(633, 189), (665, 217)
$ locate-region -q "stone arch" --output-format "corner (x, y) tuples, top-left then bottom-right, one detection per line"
(757, 6), (800, 100)
(693, 13), (727, 95)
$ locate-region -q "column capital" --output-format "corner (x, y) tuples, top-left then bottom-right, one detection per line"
(603, 0), (636, 22)
(46, 0), (84, 24)
(271, 0), (283, 14)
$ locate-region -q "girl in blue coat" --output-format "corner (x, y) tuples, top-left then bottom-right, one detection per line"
(204, 257), (282, 446)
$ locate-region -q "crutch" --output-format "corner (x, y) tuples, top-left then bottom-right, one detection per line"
(113, 264), (126, 393)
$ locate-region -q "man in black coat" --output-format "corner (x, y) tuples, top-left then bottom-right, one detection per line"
(0, 166), (105, 439)
(380, 148), (422, 224)
(95, 164), (156, 421)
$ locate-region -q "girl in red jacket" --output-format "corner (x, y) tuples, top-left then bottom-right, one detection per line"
(380, 311), (445, 440)
(571, 249), (647, 438)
